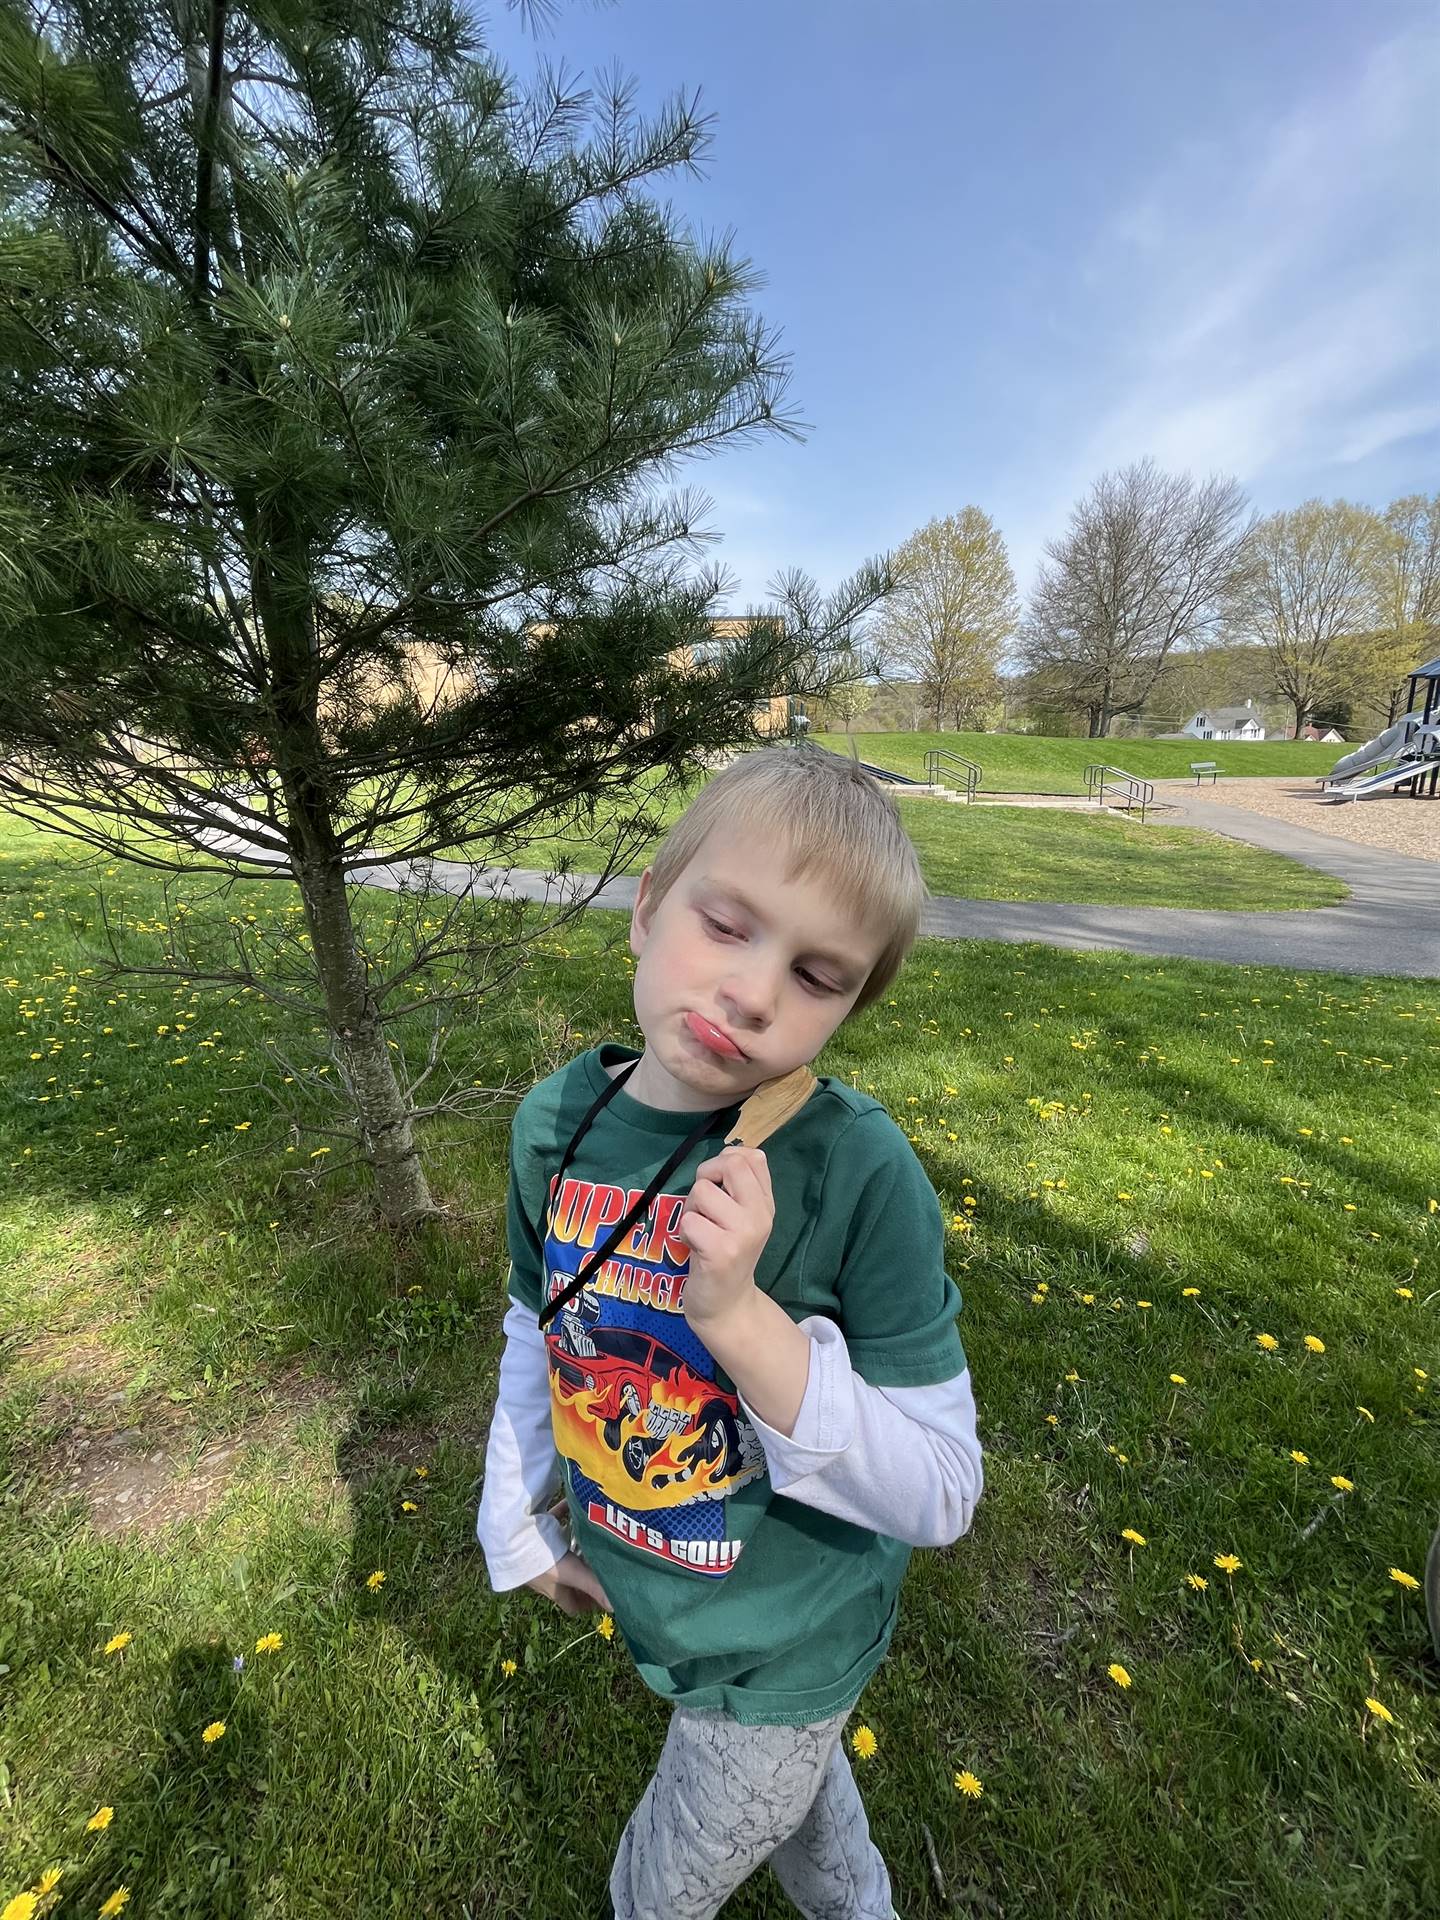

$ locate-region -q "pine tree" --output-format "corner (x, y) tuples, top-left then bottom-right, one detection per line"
(0, 1), (887, 1222)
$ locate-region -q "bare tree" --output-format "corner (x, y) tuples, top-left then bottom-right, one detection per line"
(874, 508), (1018, 730)
(1020, 461), (1251, 737)
(1230, 501), (1385, 737)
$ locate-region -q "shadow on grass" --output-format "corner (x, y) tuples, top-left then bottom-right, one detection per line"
(58, 1643), (266, 1919)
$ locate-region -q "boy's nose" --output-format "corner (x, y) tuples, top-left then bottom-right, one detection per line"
(718, 967), (777, 1029)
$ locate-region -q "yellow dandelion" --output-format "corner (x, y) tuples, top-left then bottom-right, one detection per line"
(1213, 1553), (1242, 1575)
(501, 1657), (517, 1677)
(1182, 1286), (1200, 1297)
(34, 1871), (62, 1897)
(254, 1632), (283, 1655)
(1186, 1573), (1209, 1590)
(98, 1892), (131, 1918)
(1289, 1450), (1310, 1466)
(1107, 1663), (1132, 1689)
(86, 1806), (114, 1831)
(1169, 1374), (1186, 1386)
(201, 1721), (226, 1744)
(1116, 1191), (1132, 1201)
(596, 1614), (615, 1641)
(953, 1768), (983, 1798)
(233, 1121), (251, 1132)
(851, 1724), (878, 1760)
(1356, 1406), (1374, 1422)
(1415, 1368), (1429, 1382)
(3, 1896), (38, 1920)
(1255, 1333), (1278, 1352)
(1395, 1287), (1413, 1299)
(1389, 1569), (1420, 1591)
(366, 1569), (386, 1590)
(1045, 1413), (1059, 1426)
(102, 1631), (132, 1656)
(1065, 1369), (1079, 1382)
(401, 1500), (418, 1513)
(1365, 1696), (1395, 1725)
(1331, 1475), (1354, 1493)
(1120, 1528), (1147, 1546)
(1303, 1335), (1325, 1354)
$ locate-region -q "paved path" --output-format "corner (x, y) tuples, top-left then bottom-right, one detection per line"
(192, 791), (1440, 979)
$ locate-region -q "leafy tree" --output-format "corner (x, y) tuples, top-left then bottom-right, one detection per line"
(873, 507), (1017, 730)
(808, 640), (869, 733)
(1230, 500), (1384, 737)
(0, 0), (887, 1223)
(1353, 493), (1440, 726)
(1021, 461), (1251, 737)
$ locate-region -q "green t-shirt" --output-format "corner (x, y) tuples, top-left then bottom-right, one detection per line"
(505, 1041), (966, 1725)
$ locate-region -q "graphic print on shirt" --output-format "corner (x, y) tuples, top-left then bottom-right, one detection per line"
(542, 1167), (767, 1577)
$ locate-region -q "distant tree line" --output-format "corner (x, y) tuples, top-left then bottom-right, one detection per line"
(814, 471), (1438, 740)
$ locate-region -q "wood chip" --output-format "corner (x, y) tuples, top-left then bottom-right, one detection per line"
(725, 1066), (819, 1148)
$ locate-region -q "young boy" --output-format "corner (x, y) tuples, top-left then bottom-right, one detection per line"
(477, 746), (983, 1919)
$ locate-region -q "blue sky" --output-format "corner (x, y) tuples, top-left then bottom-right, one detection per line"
(484, 1), (1439, 609)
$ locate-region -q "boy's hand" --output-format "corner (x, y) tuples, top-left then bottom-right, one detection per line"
(678, 1145), (775, 1335)
(526, 1550), (612, 1618)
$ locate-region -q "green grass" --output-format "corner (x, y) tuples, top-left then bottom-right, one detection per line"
(458, 770), (1346, 911)
(2, 816), (1437, 1919)
(813, 730), (1345, 792)
(892, 801), (1344, 908)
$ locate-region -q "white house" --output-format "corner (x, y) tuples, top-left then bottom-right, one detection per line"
(1181, 700), (1266, 742)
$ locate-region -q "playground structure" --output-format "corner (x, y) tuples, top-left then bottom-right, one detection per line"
(1321, 656), (1440, 803)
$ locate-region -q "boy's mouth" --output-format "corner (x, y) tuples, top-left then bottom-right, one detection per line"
(683, 1011), (746, 1060)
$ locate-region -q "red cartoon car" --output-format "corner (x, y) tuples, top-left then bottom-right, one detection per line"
(548, 1311), (744, 1487)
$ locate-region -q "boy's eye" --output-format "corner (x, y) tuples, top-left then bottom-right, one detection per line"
(794, 967), (840, 998)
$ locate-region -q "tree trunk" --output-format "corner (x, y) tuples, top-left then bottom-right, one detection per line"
(292, 835), (437, 1225)
(249, 506), (437, 1226)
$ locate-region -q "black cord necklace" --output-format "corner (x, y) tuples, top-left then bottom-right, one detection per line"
(535, 1058), (743, 1330)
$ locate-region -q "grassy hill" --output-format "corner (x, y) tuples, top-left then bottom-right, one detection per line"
(811, 730), (1345, 792)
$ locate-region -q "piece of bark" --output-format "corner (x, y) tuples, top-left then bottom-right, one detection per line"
(725, 1065), (819, 1149)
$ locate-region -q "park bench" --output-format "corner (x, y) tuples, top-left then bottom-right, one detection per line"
(1190, 761), (1219, 785)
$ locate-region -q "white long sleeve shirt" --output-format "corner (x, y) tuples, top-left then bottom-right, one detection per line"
(477, 1298), (983, 1591)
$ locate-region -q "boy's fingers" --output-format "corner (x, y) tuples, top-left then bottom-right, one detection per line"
(694, 1164), (771, 1213)
(681, 1182), (743, 1231)
(696, 1147), (767, 1184)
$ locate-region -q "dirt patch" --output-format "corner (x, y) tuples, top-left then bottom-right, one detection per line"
(20, 1349), (342, 1539)
(336, 1415), (491, 1489)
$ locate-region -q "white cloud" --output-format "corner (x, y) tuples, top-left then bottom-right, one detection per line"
(1007, 20), (1440, 591)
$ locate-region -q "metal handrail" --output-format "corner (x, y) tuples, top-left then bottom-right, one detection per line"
(924, 748), (982, 803)
(1084, 762), (1154, 822)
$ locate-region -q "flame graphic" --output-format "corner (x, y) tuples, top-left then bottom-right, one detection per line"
(550, 1367), (763, 1512)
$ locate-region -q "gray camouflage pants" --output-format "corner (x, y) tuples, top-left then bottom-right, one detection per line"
(609, 1704), (894, 1919)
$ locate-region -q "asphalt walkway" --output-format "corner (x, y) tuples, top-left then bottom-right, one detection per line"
(194, 789), (1440, 979)
(345, 787), (1437, 979)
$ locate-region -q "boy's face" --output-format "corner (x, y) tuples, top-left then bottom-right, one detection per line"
(625, 822), (887, 1111)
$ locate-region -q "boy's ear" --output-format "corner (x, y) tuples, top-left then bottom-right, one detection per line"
(629, 867), (655, 958)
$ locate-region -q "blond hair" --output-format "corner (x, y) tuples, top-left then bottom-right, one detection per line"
(643, 746), (928, 1017)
